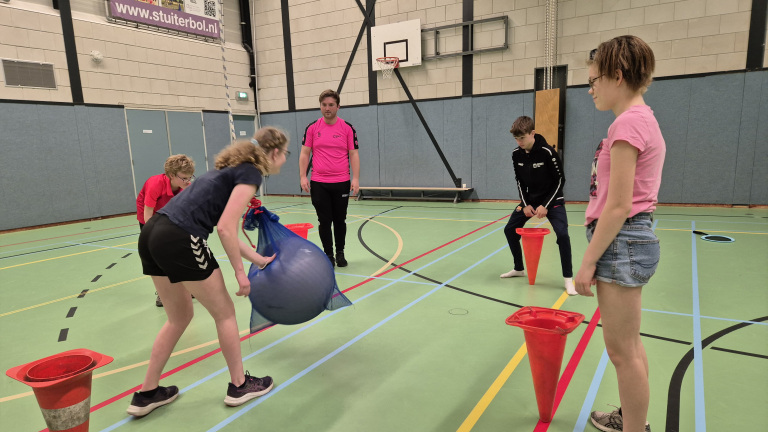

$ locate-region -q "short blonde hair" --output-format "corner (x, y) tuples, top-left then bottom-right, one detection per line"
(588, 35), (655, 94)
(164, 154), (195, 177)
(214, 126), (289, 175)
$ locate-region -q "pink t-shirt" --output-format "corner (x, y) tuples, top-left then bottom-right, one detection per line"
(136, 174), (182, 224)
(302, 117), (358, 183)
(585, 105), (666, 225)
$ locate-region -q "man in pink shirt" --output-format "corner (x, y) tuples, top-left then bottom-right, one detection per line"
(299, 89), (360, 267)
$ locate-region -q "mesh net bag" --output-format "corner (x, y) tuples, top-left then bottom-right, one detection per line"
(242, 202), (352, 332)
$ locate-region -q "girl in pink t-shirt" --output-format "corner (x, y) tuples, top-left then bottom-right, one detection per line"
(576, 36), (666, 432)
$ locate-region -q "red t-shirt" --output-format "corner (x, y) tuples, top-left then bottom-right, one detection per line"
(136, 174), (183, 224)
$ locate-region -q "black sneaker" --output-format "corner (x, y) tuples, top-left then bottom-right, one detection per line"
(156, 294), (163, 307)
(336, 252), (348, 267)
(224, 372), (274, 407)
(126, 385), (179, 416)
(326, 252), (336, 267)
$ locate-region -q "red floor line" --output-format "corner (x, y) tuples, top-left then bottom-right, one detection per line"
(532, 307), (602, 432)
(341, 214), (510, 294)
(2, 225), (135, 247)
(40, 215), (507, 430)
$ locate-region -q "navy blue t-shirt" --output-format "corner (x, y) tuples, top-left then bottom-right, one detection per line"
(159, 164), (263, 238)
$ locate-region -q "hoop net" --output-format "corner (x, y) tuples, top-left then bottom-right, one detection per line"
(376, 57), (399, 79)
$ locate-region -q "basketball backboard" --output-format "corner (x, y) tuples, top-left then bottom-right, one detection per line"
(370, 19), (422, 70)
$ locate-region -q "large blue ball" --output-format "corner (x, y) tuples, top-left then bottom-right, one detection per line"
(248, 235), (336, 325)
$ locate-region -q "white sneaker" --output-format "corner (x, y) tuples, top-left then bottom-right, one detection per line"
(500, 269), (526, 278)
(565, 277), (577, 296)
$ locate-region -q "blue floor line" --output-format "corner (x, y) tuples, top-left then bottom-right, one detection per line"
(206, 243), (509, 431)
(573, 349), (610, 431)
(100, 224), (505, 431)
(691, 221), (707, 431)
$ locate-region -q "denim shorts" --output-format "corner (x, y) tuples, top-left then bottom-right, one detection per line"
(586, 213), (660, 287)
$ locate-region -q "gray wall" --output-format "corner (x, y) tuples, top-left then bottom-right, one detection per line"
(1, 70), (766, 230)
(0, 103), (134, 231)
(263, 70), (768, 206)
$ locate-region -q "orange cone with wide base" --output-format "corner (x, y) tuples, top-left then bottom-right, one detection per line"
(516, 228), (550, 285)
(285, 223), (314, 239)
(6, 349), (113, 431)
(506, 307), (584, 423)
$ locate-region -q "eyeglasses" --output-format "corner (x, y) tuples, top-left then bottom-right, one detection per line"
(589, 48), (597, 60)
(176, 174), (195, 183)
(588, 74), (604, 90)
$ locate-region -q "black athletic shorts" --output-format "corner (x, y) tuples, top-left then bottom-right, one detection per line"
(138, 214), (219, 283)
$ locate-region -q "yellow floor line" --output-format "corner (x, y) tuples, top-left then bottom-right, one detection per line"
(456, 292), (569, 432)
(0, 276), (148, 318)
(0, 241), (137, 271)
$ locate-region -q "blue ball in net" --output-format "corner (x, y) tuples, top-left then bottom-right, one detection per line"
(248, 235), (336, 325)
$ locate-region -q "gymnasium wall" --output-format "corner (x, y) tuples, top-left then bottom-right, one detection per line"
(0, 0), (766, 231)
(254, 0), (757, 111)
(1, 0), (254, 111)
(262, 68), (768, 206)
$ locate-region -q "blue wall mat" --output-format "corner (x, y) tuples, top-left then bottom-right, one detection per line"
(472, 93), (530, 199)
(77, 106), (134, 217)
(443, 97), (473, 189)
(644, 78), (691, 204)
(378, 103), (416, 187)
(683, 74), (744, 204)
(749, 71), (768, 205)
(261, 112), (299, 195)
(203, 111), (231, 170)
(734, 72), (762, 205)
(340, 105), (379, 188)
(410, 99), (451, 188)
(562, 87), (597, 202)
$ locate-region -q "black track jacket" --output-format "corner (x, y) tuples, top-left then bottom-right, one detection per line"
(511, 134), (565, 209)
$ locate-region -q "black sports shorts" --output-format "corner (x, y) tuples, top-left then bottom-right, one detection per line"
(138, 214), (219, 283)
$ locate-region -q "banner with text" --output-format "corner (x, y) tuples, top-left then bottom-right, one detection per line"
(108, 0), (220, 39)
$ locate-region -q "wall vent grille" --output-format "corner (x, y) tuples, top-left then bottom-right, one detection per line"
(2, 59), (57, 89)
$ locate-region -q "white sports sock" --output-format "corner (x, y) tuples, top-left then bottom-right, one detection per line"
(500, 269), (526, 278)
(564, 277), (577, 295)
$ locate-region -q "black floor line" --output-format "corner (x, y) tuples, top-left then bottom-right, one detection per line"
(665, 315), (768, 432)
(0, 233), (138, 260)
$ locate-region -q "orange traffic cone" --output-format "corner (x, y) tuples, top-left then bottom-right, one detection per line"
(506, 307), (584, 423)
(285, 223), (314, 239)
(6, 349), (113, 431)
(516, 228), (550, 285)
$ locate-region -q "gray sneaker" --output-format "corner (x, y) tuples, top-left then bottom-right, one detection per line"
(224, 372), (273, 406)
(591, 406), (651, 432)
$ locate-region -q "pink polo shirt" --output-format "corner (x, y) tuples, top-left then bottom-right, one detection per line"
(585, 105), (666, 225)
(136, 174), (183, 224)
(302, 117), (359, 183)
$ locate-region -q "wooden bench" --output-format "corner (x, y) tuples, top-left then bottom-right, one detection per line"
(356, 186), (474, 204)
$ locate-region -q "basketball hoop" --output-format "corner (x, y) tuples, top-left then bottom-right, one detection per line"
(376, 57), (399, 79)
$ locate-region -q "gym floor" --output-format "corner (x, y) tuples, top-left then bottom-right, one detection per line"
(1, 197), (766, 431)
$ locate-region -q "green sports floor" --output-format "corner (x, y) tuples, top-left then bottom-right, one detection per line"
(1, 197), (766, 432)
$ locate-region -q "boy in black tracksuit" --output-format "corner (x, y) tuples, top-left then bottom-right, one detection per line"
(501, 116), (576, 295)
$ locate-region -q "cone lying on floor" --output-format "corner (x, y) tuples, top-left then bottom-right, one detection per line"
(506, 307), (584, 423)
(516, 228), (550, 285)
(6, 349), (113, 432)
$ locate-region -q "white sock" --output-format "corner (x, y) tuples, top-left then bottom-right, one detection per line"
(564, 277), (577, 295)
(500, 269), (526, 278)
